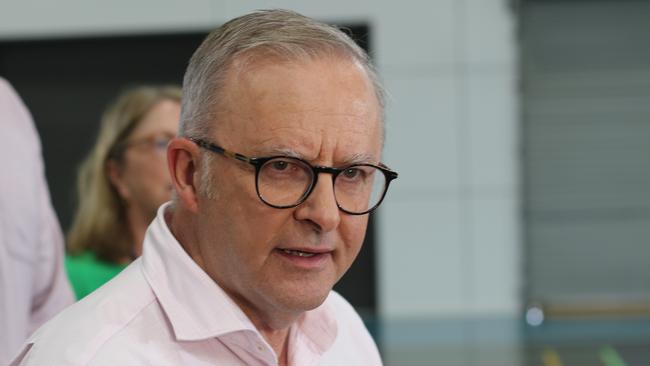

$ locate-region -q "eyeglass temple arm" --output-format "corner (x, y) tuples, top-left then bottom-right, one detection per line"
(190, 137), (253, 164)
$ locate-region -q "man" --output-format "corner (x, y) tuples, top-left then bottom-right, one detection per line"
(13, 9), (397, 365)
(0, 77), (74, 365)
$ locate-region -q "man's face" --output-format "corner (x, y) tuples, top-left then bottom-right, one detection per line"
(193, 56), (382, 325)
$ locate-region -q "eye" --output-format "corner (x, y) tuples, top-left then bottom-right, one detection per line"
(153, 137), (170, 150)
(342, 167), (362, 180)
(261, 158), (310, 181)
(271, 160), (290, 171)
(265, 158), (304, 175)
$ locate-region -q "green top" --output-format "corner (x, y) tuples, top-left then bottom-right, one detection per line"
(65, 251), (128, 300)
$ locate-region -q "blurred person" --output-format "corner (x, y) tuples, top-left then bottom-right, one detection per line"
(0, 77), (74, 365)
(13, 10), (397, 365)
(65, 85), (181, 299)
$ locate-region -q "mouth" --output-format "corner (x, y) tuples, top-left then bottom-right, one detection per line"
(279, 248), (318, 257)
(275, 247), (333, 268)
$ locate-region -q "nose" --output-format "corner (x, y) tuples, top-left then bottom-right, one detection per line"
(293, 175), (341, 233)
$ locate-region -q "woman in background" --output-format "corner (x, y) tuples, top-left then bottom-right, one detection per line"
(66, 85), (181, 299)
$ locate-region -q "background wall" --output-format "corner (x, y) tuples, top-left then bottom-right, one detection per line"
(0, 0), (519, 321)
(521, 0), (650, 316)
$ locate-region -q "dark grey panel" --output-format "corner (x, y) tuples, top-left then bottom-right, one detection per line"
(522, 1), (650, 308)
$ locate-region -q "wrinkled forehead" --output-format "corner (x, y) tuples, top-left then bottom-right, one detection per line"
(214, 55), (382, 151)
(215, 53), (383, 138)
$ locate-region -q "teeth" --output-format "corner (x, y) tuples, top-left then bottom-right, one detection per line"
(281, 249), (316, 257)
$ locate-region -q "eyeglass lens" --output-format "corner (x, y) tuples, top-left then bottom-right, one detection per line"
(256, 157), (386, 214)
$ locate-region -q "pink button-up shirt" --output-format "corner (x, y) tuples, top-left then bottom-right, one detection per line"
(0, 78), (74, 365)
(13, 203), (383, 365)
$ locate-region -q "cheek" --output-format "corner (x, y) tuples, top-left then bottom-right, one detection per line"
(123, 163), (145, 188)
(231, 205), (292, 252)
(137, 159), (171, 190)
(339, 216), (369, 258)
(121, 159), (170, 203)
(199, 199), (289, 285)
(231, 210), (294, 267)
(150, 157), (170, 178)
(201, 168), (298, 265)
(203, 178), (275, 246)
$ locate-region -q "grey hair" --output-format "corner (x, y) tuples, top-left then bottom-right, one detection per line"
(179, 9), (385, 139)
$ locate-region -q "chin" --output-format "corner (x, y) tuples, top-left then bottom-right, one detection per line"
(256, 269), (338, 316)
(275, 284), (332, 313)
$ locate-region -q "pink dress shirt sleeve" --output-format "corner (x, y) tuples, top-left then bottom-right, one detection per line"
(0, 77), (75, 365)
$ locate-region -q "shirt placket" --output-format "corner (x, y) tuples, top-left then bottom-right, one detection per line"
(220, 331), (278, 366)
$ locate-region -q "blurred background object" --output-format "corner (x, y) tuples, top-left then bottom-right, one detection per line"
(0, 77), (74, 366)
(521, 0), (650, 320)
(65, 85), (181, 299)
(1, 0), (649, 365)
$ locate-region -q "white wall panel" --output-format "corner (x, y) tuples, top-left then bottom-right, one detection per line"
(383, 72), (460, 195)
(466, 69), (518, 190)
(216, 0), (374, 22)
(0, 0), (215, 39)
(372, 0), (456, 69)
(468, 194), (520, 314)
(463, 0), (516, 67)
(378, 196), (465, 317)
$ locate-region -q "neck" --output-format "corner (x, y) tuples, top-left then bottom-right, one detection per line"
(223, 288), (296, 363)
(225, 292), (301, 363)
(259, 326), (290, 365)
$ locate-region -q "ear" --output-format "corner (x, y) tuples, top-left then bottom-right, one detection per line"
(167, 137), (201, 213)
(106, 159), (131, 201)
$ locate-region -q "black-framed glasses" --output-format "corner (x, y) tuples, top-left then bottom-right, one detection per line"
(190, 137), (398, 215)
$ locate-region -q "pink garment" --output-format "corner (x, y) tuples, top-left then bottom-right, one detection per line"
(0, 78), (75, 365)
(13, 203), (383, 365)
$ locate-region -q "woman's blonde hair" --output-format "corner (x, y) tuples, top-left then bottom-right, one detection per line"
(67, 85), (181, 263)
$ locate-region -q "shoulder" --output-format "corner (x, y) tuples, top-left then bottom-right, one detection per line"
(0, 77), (11, 93)
(0, 77), (17, 100)
(0, 77), (36, 140)
(320, 291), (383, 365)
(14, 261), (165, 365)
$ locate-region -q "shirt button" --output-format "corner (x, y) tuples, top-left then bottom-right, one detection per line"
(256, 343), (264, 352)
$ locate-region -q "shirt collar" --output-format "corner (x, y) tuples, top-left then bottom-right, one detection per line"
(141, 202), (257, 341)
(141, 202), (339, 358)
(290, 299), (338, 360)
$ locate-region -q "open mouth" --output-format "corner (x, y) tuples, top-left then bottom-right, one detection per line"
(279, 248), (317, 258)
(275, 247), (332, 268)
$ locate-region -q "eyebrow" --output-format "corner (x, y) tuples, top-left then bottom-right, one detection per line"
(260, 146), (377, 166)
(343, 153), (377, 166)
(263, 146), (303, 159)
